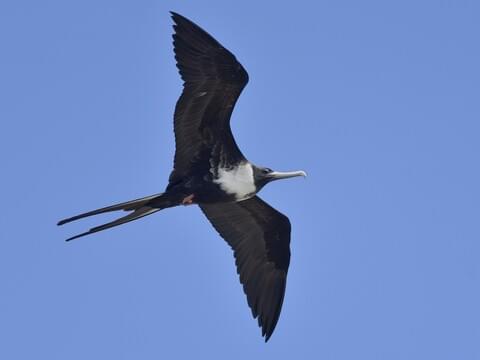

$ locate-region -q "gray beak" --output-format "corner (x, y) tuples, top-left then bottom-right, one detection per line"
(268, 170), (307, 180)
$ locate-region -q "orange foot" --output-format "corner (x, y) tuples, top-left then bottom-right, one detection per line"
(181, 194), (195, 205)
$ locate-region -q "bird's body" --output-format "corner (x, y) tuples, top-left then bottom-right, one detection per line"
(166, 161), (256, 204)
(59, 12), (306, 341)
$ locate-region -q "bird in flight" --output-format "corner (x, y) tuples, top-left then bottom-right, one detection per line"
(58, 12), (306, 341)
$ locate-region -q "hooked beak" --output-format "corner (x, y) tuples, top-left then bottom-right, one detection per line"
(268, 170), (307, 180)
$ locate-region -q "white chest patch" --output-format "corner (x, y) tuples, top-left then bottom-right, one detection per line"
(213, 162), (256, 201)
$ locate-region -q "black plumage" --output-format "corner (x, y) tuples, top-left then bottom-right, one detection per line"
(201, 196), (290, 340)
(169, 12), (248, 188)
(58, 12), (306, 341)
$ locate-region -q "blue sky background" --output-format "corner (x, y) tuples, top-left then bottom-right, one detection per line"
(1, 1), (479, 359)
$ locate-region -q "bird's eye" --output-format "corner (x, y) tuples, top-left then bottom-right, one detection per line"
(263, 168), (272, 173)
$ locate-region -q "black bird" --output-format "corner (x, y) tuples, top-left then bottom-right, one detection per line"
(58, 12), (306, 341)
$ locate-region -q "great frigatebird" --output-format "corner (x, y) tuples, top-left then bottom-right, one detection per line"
(58, 12), (307, 341)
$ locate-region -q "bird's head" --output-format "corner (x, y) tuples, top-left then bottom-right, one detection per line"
(253, 165), (307, 191)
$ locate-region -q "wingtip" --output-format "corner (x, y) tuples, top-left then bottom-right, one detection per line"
(170, 11), (185, 23)
(263, 324), (275, 342)
(170, 11), (184, 32)
(169, 11), (203, 33)
(263, 329), (273, 342)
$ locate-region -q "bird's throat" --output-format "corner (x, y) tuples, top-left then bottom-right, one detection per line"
(213, 162), (256, 201)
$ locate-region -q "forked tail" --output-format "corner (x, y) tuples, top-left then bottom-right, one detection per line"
(58, 193), (172, 241)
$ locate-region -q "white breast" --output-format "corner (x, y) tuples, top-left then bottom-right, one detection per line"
(213, 162), (256, 201)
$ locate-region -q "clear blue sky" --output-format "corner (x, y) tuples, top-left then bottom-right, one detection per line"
(1, 1), (479, 359)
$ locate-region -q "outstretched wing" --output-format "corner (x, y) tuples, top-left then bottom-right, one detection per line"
(200, 196), (291, 341)
(170, 12), (249, 182)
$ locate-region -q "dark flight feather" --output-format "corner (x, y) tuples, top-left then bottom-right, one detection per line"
(169, 12), (249, 183)
(200, 196), (291, 341)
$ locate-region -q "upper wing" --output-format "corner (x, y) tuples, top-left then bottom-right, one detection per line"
(200, 196), (291, 341)
(170, 12), (249, 182)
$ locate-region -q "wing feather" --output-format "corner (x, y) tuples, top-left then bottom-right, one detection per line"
(200, 196), (291, 341)
(170, 12), (249, 182)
